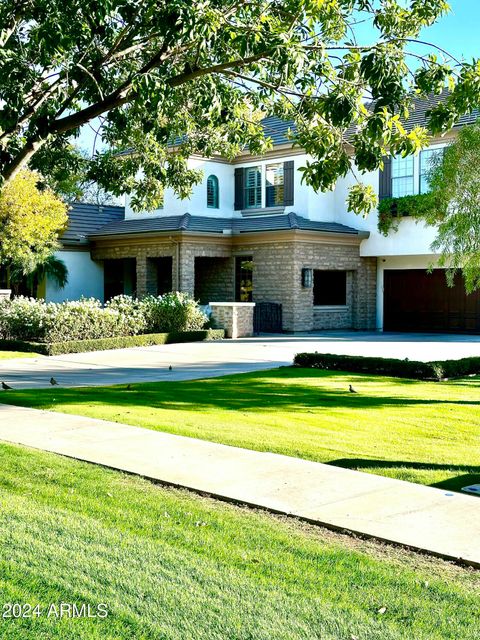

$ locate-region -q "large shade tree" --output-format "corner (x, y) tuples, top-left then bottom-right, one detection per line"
(1, 0), (480, 213)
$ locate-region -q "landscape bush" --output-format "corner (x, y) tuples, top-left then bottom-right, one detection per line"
(293, 352), (480, 381)
(0, 293), (208, 343)
(140, 292), (207, 333)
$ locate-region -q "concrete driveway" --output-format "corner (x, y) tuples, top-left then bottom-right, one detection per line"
(1, 331), (480, 389)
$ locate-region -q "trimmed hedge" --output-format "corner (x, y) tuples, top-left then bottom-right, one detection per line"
(0, 329), (225, 356)
(293, 352), (480, 381)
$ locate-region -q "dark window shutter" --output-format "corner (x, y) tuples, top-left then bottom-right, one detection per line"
(234, 168), (244, 210)
(283, 160), (294, 206)
(379, 156), (392, 200)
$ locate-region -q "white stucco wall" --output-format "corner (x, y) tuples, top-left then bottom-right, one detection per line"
(333, 167), (441, 257)
(45, 250), (104, 303)
(123, 144), (448, 263)
(125, 158), (234, 219)
(124, 154), (339, 221)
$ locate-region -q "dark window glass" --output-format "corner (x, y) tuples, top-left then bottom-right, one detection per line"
(235, 256), (253, 302)
(207, 175), (219, 208)
(419, 148), (443, 194)
(391, 155), (414, 197)
(265, 163), (284, 207)
(313, 270), (347, 306)
(104, 258), (137, 301)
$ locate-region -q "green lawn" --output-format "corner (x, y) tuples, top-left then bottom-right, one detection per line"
(0, 442), (478, 640)
(2, 368), (479, 491)
(0, 351), (39, 360)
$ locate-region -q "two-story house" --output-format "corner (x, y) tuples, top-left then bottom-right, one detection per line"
(47, 92), (480, 333)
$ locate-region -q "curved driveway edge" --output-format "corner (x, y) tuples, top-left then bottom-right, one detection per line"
(3, 331), (480, 389)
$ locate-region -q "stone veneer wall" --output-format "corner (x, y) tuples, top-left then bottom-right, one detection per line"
(209, 303), (255, 338)
(91, 235), (376, 332)
(234, 239), (376, 332)
(291, 242), (376, 332)
(194, 257), (235, 304)
(91, 243), (178, 297)
(233, 241), (298, 329)
(177, 242), (232, 296)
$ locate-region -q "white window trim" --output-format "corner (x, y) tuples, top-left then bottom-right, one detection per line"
(314, 305), (349, 312)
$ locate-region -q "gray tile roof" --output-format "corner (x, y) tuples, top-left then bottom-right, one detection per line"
(61, 202), (125, 246)
(89, 211), (362, 239)
(262, 90), (479, 145)
(399, 88), (479, 130)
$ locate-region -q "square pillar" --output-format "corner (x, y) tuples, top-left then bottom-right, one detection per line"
(178, 245), (195, 296)
(136, 255), (147, 297)
(210, 302), (255, 338)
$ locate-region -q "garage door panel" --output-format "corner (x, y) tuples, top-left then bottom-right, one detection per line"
(384, 269), (480, 333)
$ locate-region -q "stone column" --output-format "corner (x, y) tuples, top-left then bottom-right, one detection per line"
(178, 245), (195, 296)
(352, 257), (377, 330)
(136, 254), (147, 298)
(209, 302), (255, 338)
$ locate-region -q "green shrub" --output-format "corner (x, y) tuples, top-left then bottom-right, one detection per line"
(140, 292), (207, 333)
(105, 295), (147, 334)
(0, 293), (207, 342)
(293, 352), (480, 381)
(0, 296), (47, 341)
(0, 330), (224, 356)
(377, 193), (437, 236)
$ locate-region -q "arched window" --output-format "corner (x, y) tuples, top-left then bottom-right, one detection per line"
(207, 175), (219, 209)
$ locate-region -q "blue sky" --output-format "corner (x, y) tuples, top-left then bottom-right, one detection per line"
(418, 0), (480, 62)
(79, 1), (480, 153)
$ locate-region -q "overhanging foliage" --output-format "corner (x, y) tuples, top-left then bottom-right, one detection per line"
(1, 1), (480, 214)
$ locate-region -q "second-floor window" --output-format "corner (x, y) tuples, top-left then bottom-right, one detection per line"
(207, 175), (219, 208)
(235, 161), (294, 211)
(391, 155), (414, 198)
(244, 166), (262, 209)
(265, 163), (284, 206)
(380, 147), (445, 200)
(419, 148), (443, 194)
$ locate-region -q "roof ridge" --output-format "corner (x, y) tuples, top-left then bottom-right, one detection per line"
(179, 212), (191, 230)
(288, 211), (300, 229)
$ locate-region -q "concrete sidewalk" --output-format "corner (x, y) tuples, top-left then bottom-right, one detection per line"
(3, 331), (480, 389)
(0, 403), (478, 567)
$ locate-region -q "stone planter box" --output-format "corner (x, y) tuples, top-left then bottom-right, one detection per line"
(0, 289), (11, 300)
(209, 302), (255, 339)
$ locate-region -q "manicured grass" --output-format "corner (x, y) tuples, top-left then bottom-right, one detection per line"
(2, 368), (480, 492)
(0, 443), (478, 640)
(0, 351), (39, 360)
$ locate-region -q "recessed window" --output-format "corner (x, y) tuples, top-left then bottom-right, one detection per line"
(265, 163), (284, 207)
(391, 155), (414, 198)
(419, 148), (443, 194)
(235, 256), (253, 302)
(207, 175), (219, 209)
(313, 270), (347, 306)
(244, 166), (262, 209)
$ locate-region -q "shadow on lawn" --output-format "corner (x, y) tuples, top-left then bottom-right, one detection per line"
(331, 458), (480, 494)
(3, 369), (480, 413)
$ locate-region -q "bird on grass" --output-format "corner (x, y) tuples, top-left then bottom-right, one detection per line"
(348, 384), (358, 394)
(50, 377), (59, 386)
(1, 381), (12, 390)
(126, 384), (132, 391)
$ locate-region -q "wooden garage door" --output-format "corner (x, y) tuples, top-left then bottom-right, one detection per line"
(384, 269), (480, 333)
